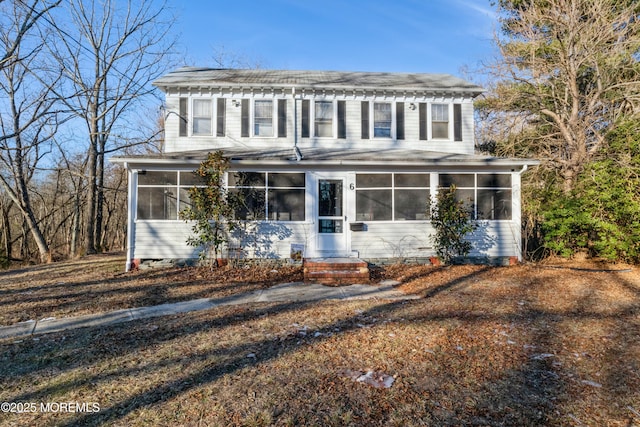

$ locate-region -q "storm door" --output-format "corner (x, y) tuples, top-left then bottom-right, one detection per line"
(317, 178), (347, 254)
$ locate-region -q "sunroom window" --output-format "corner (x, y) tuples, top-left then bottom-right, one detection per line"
(137, 171), (204, 220)
(438, 173), (512, 220)
(477, 174), (512, 220)
(356, 173), (430, 221)
(228, 172), (305, 221)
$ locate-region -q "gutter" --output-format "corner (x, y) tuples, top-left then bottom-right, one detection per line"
(112, 157), (539, 169)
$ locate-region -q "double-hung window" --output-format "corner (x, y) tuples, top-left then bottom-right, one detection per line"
(431, 104), (449, 139)
(314, 101), (333, 137)
(192, 99), (212, 135)
(373, 102), (392, 137)
(254, 100), (274, 137)
(419, 103), (462, 141)
(361, 101), (403, 140)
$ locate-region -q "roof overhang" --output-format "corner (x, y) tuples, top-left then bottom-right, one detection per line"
(111, 147), (539, 171)
(153, 68), (486, 98)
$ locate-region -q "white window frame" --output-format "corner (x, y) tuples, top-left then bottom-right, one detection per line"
(252, 99), (276, 138)
(312, 99), (336, 138)
(436, 172), (513, 220)
(191, 98), (214, 136)
(372, 102), (393, 139)
(355, 172), (430, 221)
(429, 103), (452, 140)
(136, 171), (204, 221)
(366, 101), (396, 140)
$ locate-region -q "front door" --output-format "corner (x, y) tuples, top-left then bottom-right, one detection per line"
(317, 177), (347, 255)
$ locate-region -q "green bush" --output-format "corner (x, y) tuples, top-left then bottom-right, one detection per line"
(179, 151), (238, 268)
(430, 185), (478, 264)
(541, 120), (640, 262)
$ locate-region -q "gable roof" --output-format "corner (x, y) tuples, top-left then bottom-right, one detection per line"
(153, 67), (485, 97)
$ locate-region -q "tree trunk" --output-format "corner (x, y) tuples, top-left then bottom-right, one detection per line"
(85, 114), (98, 255)
(95, 149), (105, 252)
(0, 198), (12, 262)
(70, 188), (81, 258)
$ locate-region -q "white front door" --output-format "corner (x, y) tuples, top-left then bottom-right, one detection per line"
(316, 176), (348, 255)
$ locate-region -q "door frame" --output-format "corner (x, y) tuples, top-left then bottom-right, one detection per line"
(311, 171), (354, 257)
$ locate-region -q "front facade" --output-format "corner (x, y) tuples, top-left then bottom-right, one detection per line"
(112, 68), (536, 270)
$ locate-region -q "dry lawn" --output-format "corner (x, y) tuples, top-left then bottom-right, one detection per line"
(0, 254), (639, 426)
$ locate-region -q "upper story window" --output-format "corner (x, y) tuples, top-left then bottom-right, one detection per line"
(301, 99), (345, 139)
(179, 97), (226, 137)
(240, 99), (287, 138)
(254, 100), (274, 137)
(373, 102), (392, 137)
(314, 101), (333, 137)
(419, 103), (463, 142)
(192, 99), (212, 135)
(431, 104), (449, 139)
(361, 101), (404, 140)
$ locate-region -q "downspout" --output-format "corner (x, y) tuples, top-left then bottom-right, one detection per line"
(125, 164), (134, 272)
(514, 164), (529, 262)
(292, 86), (303, 161)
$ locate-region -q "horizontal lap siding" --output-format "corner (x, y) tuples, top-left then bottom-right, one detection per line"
(165, 96), (476, 154)
(351, 222), (434, 259)
(230, 223), (312, 258)
(134, 221), (198, 259)
(134, 221), (312, 260)
(350, 221), (521, 259)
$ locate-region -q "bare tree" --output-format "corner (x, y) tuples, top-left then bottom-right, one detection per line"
(47, 0), (177, 254)
(0, 0), (63, 263)
(0, 0), (61, 71)
(478, 0), (640, 193)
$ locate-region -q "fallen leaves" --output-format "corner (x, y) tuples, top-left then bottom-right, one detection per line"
(0, 255), (638, 426)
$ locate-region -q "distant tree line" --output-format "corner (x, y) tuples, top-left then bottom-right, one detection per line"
(0, 0), (175, 265)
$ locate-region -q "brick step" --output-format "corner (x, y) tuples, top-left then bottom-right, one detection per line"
(304, 262), (368, 271)
(305, 271), (369, 278)
(303, 258), (370, 286)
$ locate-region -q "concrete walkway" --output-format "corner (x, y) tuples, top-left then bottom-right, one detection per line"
(0, 280), (418, 340)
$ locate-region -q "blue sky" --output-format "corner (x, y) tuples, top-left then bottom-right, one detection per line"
(174, 0), (498, 79)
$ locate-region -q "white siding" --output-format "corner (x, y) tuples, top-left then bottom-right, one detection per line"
(134, 220), (314, 260)
(134, 221), (199, 259)
(350, 221), (522, 260)
(164, 95), (477, 155)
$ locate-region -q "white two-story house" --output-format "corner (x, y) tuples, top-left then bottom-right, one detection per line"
(112, 67), (537, 271)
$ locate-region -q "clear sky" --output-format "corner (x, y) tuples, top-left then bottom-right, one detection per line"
(174, 0), (498, 80)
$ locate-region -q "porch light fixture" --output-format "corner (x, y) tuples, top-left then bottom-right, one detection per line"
(409, 103), (417, 110)
(232, 99), (241, 107)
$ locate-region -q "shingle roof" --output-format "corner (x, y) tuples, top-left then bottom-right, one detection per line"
(112, 146), (537, 168)
(153, 67), (484, 96)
